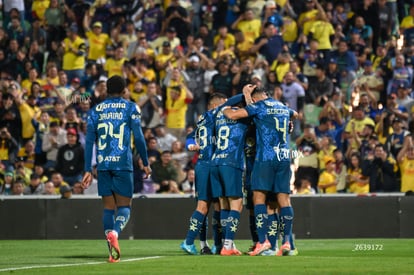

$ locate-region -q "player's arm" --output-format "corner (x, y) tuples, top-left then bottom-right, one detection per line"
(131, 106), (151, 177)
(82, 113), (96, 188)
(185, 128), (200, 151)
(223, 106), (249, 120)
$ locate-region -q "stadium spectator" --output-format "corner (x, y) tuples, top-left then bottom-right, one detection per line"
(43, 181), (57, 195)
(0, 126), (19, 171)
(151, 150), (179, 194)
(317, 156), (338, 194)
(42, 121), (67, 173)
(23, 173), (45, 195)
(397, 137), (414, 193)
(296, 124), (320, 192)
(62, 24), (86, 82)
(0, 171), (14, 195)
(55, 128), (84, 186)
(347, 152), (369, 194)
(11, 179), (25, 196)
(250, 22), (284, 66)
(362, 143), (399, 192)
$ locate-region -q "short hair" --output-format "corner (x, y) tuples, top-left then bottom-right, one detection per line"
(319, 117), (330, 125)
(106, 75), (126, 94)
(251, 86), (268, 97)
(208, 93), (227, 105)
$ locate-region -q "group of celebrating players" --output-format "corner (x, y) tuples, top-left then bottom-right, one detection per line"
(180, 83), (298, 257)
(81, 76), (297, 262)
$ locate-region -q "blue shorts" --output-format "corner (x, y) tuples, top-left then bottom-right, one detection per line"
(251, 161), (291, 194)
(211, 165), (243, 198)
(97, 170), (134, 198)
(195, 163), (215, 201)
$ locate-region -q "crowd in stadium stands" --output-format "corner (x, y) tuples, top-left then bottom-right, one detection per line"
(1, 0), (414, 197)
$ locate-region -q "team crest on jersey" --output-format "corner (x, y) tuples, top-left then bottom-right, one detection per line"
(198, 114), (205, 122)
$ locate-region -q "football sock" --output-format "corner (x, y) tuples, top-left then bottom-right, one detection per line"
(212, 210), (222, 247)
(280, 206), (294, 245)
(114, 206), (131, 235)
(185, 210), (204, 246)
(290, 234), (296, 250)
(254, 204), (268, 244)
(249, 214), (259, 243)
(199, 216), (208, 248)
(267, 213), (279, 250)
(103, 209), (115, 236)
(220, 209), (230, 242)
(224, 210), (240, 249)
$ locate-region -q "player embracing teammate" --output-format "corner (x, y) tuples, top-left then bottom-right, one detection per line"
(181, 84), (298, 256)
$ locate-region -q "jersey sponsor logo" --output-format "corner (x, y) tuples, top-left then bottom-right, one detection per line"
(212, 153), (228, 159)
(273, 143), (304, 161)
(95, 102), (126, 112)
(97, 154), (121, 163)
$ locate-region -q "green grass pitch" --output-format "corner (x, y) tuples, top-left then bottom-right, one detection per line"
(0, 239), (413, 274)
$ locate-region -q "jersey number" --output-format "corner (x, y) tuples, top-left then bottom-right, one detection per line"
(217, 126), (230, 150)
(274, 118), (287, 143)
(97, 122), (126, 150)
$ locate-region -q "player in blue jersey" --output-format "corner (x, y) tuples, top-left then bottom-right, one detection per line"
(211, 100), (250, 256)
(223, 84), (298, 256)
(82, 76), (151, 263)
(180, 93), (243, 255)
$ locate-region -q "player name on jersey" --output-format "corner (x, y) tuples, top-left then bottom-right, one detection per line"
(99, 112), (123, 120)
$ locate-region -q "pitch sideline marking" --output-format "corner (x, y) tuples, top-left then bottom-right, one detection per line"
(0, 256), (162, 272)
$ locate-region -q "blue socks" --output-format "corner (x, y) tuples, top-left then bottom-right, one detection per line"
(114, 206), (131, 235)
(267, 213), (279, 250)
(212, 210), (222, 247)
(225, 210), (240, 242)
(249, 214), (258, 243)
(185, 210), (205, 245)
(254, 204), (268, 243)
(103, 209), (115, 236)
(280, 206), (294, 245)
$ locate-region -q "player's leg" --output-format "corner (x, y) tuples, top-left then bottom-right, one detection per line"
(181, 199), (210, 255)
(276, 193), (294, 255)
(249, 162), (273, 256)
(262, 199), (279, 256)
(180, 164), (211, 255)
(107, 170), (134, 262)
(97, 171), (120, 262)
(275, 162), (295, 256)
(211, 199), (222, 254)
(220, 167), (243, 256)
(199, 215), (213, 255)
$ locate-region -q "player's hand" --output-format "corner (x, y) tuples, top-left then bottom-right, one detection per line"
(288, 120), (294, 133)
(143, 166), (152, 179)
(188, 144), (200, 151)
(81, 172), (92, 189)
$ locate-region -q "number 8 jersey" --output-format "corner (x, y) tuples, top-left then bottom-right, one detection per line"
(84, 97), (149, 172)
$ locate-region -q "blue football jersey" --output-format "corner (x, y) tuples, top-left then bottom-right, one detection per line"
(186, 94), (245, 165)
(212, 107), (250, 170)
(84, 97), (149, 172)
(191, 109), (218, 166)
(245, 98), (293, 162)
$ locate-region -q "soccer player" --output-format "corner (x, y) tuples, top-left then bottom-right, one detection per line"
(82, 76), (151, 263)
(211, 100), (250, 256)
(180, 93), (243, 255)
(223, 84), (298, 256)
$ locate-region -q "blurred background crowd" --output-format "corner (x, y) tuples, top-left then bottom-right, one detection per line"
(1, 0), (414, 197)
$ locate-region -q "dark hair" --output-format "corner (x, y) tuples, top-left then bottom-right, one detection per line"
(208, 93), (227, 105)
(251, 86), (268, 97)
(106, 75), (126, 94)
